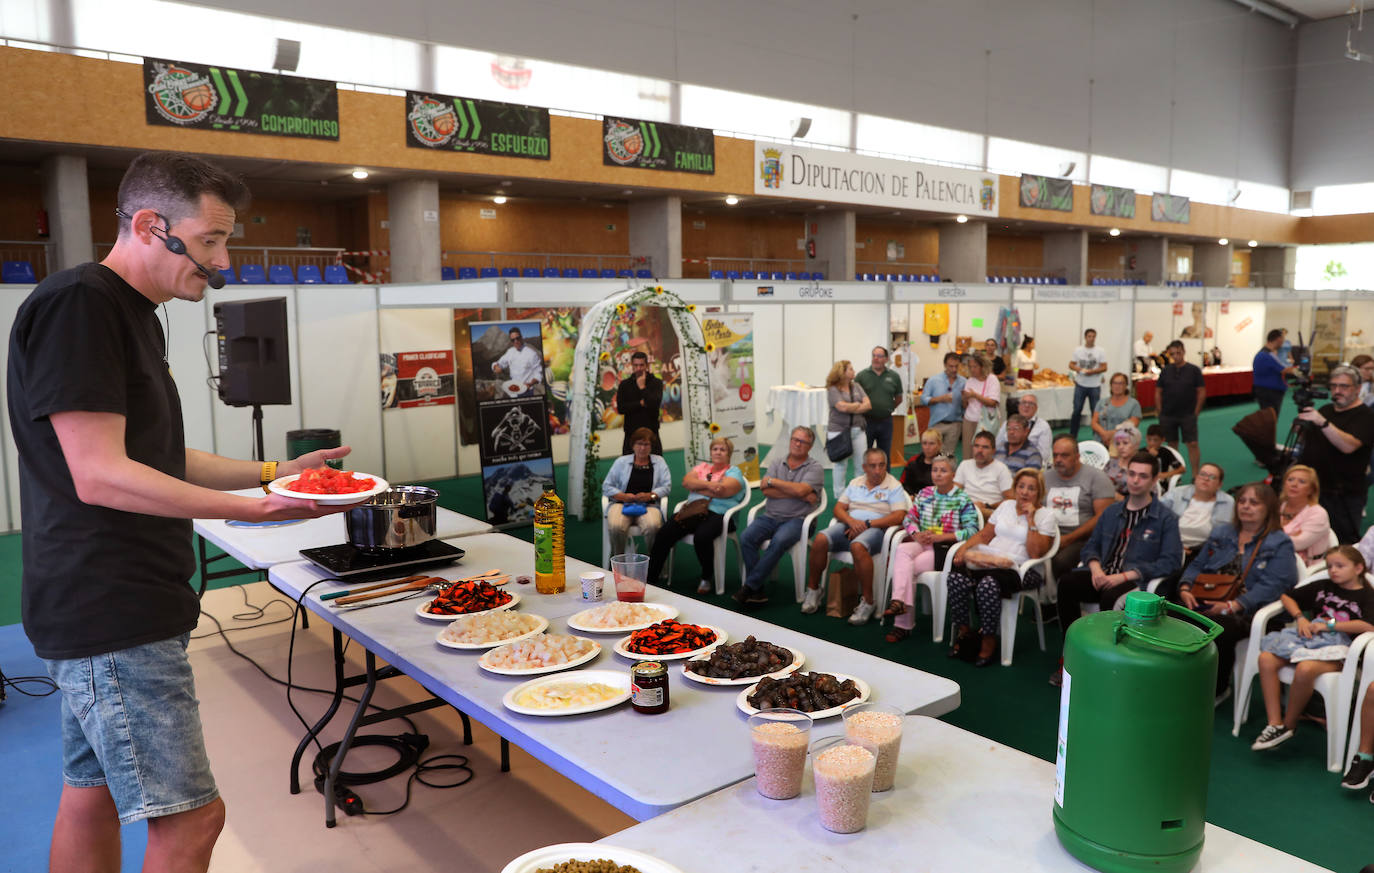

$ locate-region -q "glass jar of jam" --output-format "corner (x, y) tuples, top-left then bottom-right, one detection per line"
(630, 661), (669, 714)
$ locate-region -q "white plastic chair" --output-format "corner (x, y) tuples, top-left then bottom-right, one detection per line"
(1231, 569), (1374, 772)
(734, 490), (827, 603)
(1300, 529), (1341, 580)
(1078, 440), (1110, 470)
(1343, 639), (1374, 776)
(666, 480), (752, 594)
(879, 504), (985, 642)
(601, 494), (669, 569)
(940, 529), (1060, 665)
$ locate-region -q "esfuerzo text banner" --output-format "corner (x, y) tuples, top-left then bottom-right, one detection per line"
(143, 57), (338, 141)
(754, 142), (998, 217)
(405, 91), (551, 159)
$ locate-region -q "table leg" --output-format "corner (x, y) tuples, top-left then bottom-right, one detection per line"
(290, 626), (346, 795)
(501, 738), (510, 773)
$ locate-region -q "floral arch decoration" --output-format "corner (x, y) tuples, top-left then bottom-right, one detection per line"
(567, 285), (714, 519)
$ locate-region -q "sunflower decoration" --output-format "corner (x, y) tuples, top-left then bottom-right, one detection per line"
(685, 304), (697, 313)
(653, 286), (665, 295)
(704, 342), (716, 353)
(708, 422), (721, 434)
(599, 351), (610, 362)
(615, 303), (628, 315)
(591, 432), (600, 445)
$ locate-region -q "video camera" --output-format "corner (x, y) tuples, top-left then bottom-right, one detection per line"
(1285, 332), (1328, 411)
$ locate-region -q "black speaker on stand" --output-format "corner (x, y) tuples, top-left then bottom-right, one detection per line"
(214, 297), (292, 462)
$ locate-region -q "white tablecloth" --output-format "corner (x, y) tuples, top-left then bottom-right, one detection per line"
(1010, 384), (1076, 422)
(764, 385), (832, 467)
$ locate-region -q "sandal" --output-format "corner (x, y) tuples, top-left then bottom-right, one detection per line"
(882, 599), (907, 618)
(885, 626), (911, 644)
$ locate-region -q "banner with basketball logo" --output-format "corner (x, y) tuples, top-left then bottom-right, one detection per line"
(143, 57), (338, 140)
(1151, 192), (1191, 224)
(404, 91), (550, 159)
(602, 117), (715, 174)
(1019, 174), (1074, 212)
(1090, 184), (1136, 218)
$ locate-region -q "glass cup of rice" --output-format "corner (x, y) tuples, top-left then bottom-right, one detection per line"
(748, 708), (813, 800)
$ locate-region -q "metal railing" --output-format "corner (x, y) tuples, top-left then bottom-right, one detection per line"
(94, 244), (350, 279)
(686, 257), (828, 278)
(1248, 270), (1297, 288)
(441, 250), (652, 276)
(0, 241), (54, 282)
(991, 265), (1067, 281)
(857, 259), (937, 278)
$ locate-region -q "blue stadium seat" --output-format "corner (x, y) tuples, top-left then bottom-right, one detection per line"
(2, 260), (36, 283)
(786, 271), (799, 280)
(269, 264), (295, 284)
(600, 268), (616, 278)
(710, 270), (725, 279)
(929, 274), (941, 282)
(480, 267), (498, 278)
(579, 268), (596, 278)
(217, 266), (237, 285)
(742, 271), (757, 279)
(324, 265), (350, 284)
(522, 268), (540, 278)
(797, 271), (811, 280)
(544, 267), (560, 278)
(855, 273), (864, 280)
(862, 273), (874, 282)
(726, 270), (741, 280)
(297, 264), (324, 284)
(239, 264), (268, 284)
(500, 267), (518, 278)
(768, 272), (783, 280)
(617, 269), (632, 278)
(636, 269), (652, 279)
(440, 266), (457, 281)
(458, 267), (478, 280)
(561, 268), (579, 278)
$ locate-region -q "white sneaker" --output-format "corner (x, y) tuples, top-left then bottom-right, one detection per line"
(696, 579), (713, 595)
(801, 587), (824, 614)
(1251, 724), (1294, 751)
(848, 599), (876, 625)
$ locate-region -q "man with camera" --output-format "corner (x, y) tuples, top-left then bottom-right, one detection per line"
(1297, 365), (1374, 544)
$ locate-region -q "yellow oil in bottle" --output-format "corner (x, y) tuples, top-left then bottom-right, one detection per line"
(533, 481), (566, 594)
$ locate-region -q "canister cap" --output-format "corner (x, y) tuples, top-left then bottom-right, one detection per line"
(1123, 590), (1163, 621)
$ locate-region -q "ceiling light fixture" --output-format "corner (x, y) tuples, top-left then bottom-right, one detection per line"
(492, 195), (507, 205)
(1218, 237), (1229, 246)
(955, 215), (969, 223)
(725, 195), (739, 206)
(1248, 239), (1258, 247)
(1108, 228), (1121, 237)
(351, 169), (369, 180)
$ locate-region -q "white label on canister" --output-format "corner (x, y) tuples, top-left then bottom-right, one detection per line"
(631, 684), (663, 707)
(1055, 668), (1071, 807)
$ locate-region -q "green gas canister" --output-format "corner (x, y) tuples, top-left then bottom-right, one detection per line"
(1053, 591), (1222, 873)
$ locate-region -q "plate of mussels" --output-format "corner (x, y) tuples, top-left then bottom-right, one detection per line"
(681, 636), (805, 686)
(735, 671), (870, 720)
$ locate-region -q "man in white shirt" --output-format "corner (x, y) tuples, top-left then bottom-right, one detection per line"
(493, 327), (544, 397)
(801, 448), (909, 624)
(1043, 434), (1117, 580)
(1133, 331), (1155, 374)
(954, 431), (1014, 518)
(1068, 328), (1109, 439)
(995, 393), (1051, 460)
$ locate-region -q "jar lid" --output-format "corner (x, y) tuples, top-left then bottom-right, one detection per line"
(1123, 590), (1162, 621)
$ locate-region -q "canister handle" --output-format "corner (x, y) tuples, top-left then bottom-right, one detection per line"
(1113, 602), (1223, 653)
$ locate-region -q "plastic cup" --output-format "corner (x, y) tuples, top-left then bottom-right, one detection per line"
(610, 554), (649, 602)
(748, 709), (813, 799)
(842, 702), (904, 792)
(812, 739), (877, 833)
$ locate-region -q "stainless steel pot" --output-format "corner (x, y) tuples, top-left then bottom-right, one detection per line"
(345, 486), (438, 552)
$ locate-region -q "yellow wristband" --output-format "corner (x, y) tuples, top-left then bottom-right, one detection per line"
(260, 461), (278, 486)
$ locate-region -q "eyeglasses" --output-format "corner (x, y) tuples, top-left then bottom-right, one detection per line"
(790, 437), (813, 445)
(1195, 471), (1220, 480)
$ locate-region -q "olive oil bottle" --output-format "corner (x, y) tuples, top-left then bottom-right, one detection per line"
(533, 481), (566, 594)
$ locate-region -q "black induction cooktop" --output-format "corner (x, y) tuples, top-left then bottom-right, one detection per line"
(299, 539), (464, 580)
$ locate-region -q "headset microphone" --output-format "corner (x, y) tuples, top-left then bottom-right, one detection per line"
(115, 208), (227, 289)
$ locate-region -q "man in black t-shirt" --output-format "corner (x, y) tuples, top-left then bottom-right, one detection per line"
(616, 351), (663, 454)
(7, 153), (349, 873)
(1156, 340), (1206, 478)
(1298, 365), (1374, 543)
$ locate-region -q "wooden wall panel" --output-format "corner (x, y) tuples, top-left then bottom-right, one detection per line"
(439, 197), (629, 256)
(986, 233), (1044, 274)
(854, 220), (939, 270)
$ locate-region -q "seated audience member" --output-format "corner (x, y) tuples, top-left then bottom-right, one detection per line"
(800, 448), (910, 624)
(1103, 424), (1142, 496)
(995, 414), (1043, 472)
(1043, 435), (1117, 582)
(883, 455), (980, 643)
(995, 393), (1052, 460)
(1157, 462), (1234, 599)
(1052, 452), (1183, 683)
(733, 427), (825, 607)
(601, 427), (672, 555)
(1144, 424), (1185, 493)
(1178, 482), (1299, 700)
(900, 428), (944, 496)
(1277, 464), (1333, 567)
(646, 437), (745, 595)
(1251, 546), (1374, 752)
(1091, 372), (1143, 442)
(945, 468), (1056, 667)
(954, 431), (1013, 518)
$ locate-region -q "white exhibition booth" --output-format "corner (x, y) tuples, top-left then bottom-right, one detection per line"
(1, 276), (1370, 533)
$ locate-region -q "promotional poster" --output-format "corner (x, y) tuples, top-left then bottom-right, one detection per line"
(700, 313), (759, 480)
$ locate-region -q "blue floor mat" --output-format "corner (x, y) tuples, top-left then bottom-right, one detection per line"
(0, 623), (147, 871)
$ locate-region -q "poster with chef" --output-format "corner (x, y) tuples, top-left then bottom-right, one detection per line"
(381, 350), (456, 410)
(467, 320), (555, 526)
(700, 313), (759, 480)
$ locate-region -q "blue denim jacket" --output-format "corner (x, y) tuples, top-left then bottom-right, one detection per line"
(1180, 526), (1298, 614)
(1079, 496), (1183, 583)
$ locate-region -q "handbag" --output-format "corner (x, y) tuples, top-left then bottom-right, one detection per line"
(826, 429), (853, 463)
(672, 498), (710, 529)
(977, 378), (1002, 433)
(1191, 541), (1262, 603)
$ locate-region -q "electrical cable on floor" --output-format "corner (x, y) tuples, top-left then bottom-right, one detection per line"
(0, 663), (57, 698)
(311, 733), (474, 816)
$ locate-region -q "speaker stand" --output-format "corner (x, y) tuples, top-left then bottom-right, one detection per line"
(251, 404), (266, 463)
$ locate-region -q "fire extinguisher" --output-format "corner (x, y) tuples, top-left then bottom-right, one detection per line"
(36, 209), (50, 238)
(806, 238), (816, 259)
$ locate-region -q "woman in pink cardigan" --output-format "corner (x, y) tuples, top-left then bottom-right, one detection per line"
(1278, 464), (1333, 565)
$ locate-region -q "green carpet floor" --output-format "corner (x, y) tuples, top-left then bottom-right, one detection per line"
(2, 398), (1370, 870)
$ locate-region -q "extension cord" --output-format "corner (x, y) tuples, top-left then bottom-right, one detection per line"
(313, 774), (365, 816)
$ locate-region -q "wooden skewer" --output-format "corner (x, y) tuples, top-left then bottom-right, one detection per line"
(332, 577), (442, 606)
(319, 574), (427, 601)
